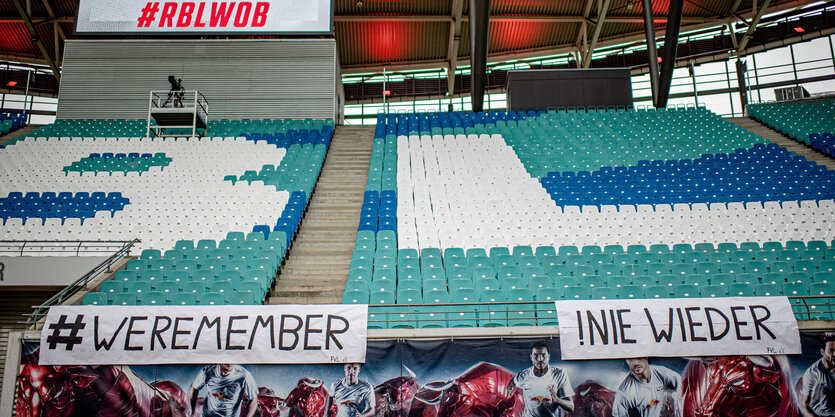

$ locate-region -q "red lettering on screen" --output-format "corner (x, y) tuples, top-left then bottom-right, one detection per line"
(177, 2), (194, 27)
(194, 3), (206, 27)
(234, 2), (251, 27)
(159, 2), (177, 27)
(210, 2), (236, 27)
(252, 2), (269, 27)
(137, 2), (271, 29)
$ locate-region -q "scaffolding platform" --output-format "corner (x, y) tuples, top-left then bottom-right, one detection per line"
(146, 90), (209, 138)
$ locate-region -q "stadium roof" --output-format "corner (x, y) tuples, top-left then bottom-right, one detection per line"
(0, 0), (816, 77)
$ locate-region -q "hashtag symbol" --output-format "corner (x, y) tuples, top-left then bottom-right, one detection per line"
(137, 2), (159, 27)
(46, 314), (86, 351)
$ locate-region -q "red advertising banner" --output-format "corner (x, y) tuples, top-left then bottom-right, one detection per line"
(13, 332), (835, 417)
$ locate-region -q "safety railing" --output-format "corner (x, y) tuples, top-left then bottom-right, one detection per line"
(0, 240), (138, 256)
(147, 90), (209, 138)
(366, 295), (834, 328)
(23, 239), (140, 329)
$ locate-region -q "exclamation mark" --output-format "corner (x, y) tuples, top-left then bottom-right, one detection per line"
(577, 310), (584, 345)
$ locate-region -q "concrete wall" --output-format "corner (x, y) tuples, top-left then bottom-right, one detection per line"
(0, 256), (109, 287)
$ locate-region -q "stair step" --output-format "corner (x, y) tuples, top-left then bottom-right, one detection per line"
(726, 117), (835, 170)
(266, 126), (374, 304)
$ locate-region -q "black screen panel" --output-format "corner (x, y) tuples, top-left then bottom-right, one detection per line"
(506, 68), (633, 109)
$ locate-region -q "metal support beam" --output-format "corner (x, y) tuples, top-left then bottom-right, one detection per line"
(727, 22), (739, 49)
(729, 0), (744, 15)
(54, 21), (58, 65)
(583, 0), (612, 68)
(340, 0), (814, 75)
(737, 0), (772, 53)
(642, 0), (661, 106)
(10, 0), (60, 83)
(39, 0), (66, 40)
(575, 0), (595, 53)
(469, 0), (491, 112)
(735, 59), (749, 112)
(446, 0), (464, 96)
(0, 16), (74, 23)
(656, 0), (684, 108)
(333, 14), (712, 24)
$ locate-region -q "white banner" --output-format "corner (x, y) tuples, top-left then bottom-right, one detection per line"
(555, 297), (801, 360)
(39, 304), (367, 365)
(75, 0), (332, 34)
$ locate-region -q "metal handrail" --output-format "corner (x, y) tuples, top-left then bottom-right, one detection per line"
(0, 240), (139, 256)
(147, 90), (209, 138)
(365, 295), (835, 326)
(24, 239), (140, 329)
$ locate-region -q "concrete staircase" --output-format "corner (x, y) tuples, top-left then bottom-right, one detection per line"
(727, 117), (835, 170)
(0, 125), (38, 147)
(268, 125), (374, 304)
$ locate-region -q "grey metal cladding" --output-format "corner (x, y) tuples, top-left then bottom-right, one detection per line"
(57, 39), (338, 121)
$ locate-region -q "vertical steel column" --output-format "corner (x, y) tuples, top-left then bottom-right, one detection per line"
(656, 0), (685, 108)
(641, 0), (660, 106)
(789, 44), (799, 87)
(469, 0), (491, 112)
(382, 66), (387, 113)
(23, 69), (31, 123)
(753, 54), (762, 102)
(735, 59), (748, 114)
(725, 60), (735, 116)
(689, 62), (699, 107)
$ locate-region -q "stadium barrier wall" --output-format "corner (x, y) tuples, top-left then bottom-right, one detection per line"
(0, 256), (110, 287)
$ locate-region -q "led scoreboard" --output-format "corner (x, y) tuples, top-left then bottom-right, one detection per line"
(75, 0), (333, 34)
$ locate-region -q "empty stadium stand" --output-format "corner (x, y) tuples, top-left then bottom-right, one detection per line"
(0, 113), (29, 147)
(729, 117), (835, 171)
(1, 118), (334, 306)
(343, 107), (835, 328)
(748, 99), (835, 158)
(0, 113), (25, 136)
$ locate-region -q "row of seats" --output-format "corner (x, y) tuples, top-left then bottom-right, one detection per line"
(348, 241), (835, 291)
(359, 190), (396, 233)
(1, 191), (129, 224)
(352, 281), (832, 329)
(63, 152), (172, 174)
(246, 126), (334, 147)
(0, 112), (26, 136)
(257, 192), (307, 248)
(367, 122), (397, 192)
(748, 100), (834, 148)
(809, 133), (835, 158)
(88, 230), (286, 304)
(540, 144), (835, 206)
(84, 289), (260, 305)
(347, 271), (833, 296)
(225, 144), (326, 195)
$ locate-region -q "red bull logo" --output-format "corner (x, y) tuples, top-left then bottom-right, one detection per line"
(211, 391), (232, 401)
(530, 395), (553, 404)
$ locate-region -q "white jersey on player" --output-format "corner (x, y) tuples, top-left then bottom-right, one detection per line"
(330, 378), (374, 417)
(612, 365), (680, 417)
(191, 365), (257, 417)
(514, 366), (574, 417)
